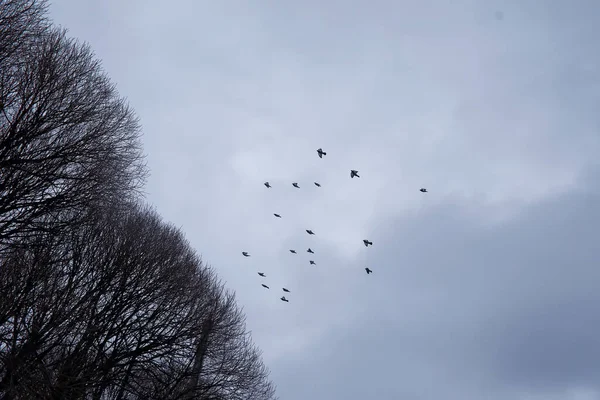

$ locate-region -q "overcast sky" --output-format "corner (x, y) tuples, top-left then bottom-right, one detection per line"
(49, 1), (600, 399)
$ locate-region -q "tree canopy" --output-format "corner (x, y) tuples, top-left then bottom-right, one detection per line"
(0, 1), (277, 398)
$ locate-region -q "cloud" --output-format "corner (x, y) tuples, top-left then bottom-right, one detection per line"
(48, 0), (600, 398)
(268, 167), (600, 399)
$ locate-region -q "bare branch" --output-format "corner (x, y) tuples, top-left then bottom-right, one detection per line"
(0, 6), (148, 249)
(0, 2), (276, 399)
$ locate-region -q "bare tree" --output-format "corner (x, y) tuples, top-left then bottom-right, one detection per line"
(190, 289), (277, 400)
(124, 275), (277, 400)
(0, 226), (81, 399)
(0, 3), (147, 249)
(0, 0), (49, 66)
(1, 204), (184, 398)
(0, 203), (277, 400)
(0, 2), (278, 399)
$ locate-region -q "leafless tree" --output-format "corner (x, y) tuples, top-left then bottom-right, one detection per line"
(0, 204), (195, 398)
(0, 1), (147, 249)
(0, 0), (49, 66)
(120, 256), (277, 400)
(187, 288), (277, 400)
(0, 204), (277, 400)
(1, 2), (277, 398)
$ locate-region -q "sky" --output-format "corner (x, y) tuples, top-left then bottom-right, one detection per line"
(48, 1), (600, 399)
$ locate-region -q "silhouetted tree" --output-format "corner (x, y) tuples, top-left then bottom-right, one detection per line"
(0, 2), (277, 398)
(0, 204), (277, 400)
(0, 0), (147, 249)
(118, 247), (277, 400)
(0, 0), (49, 65)
(184, 288), (276, 400)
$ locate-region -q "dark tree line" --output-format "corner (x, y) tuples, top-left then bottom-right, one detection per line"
(0, 1), (277, 399)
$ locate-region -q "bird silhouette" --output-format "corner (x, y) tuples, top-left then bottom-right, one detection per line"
(258, 272), (266, 277)
(420, 188), (427, 192)
(363, 239), (373, 247)
(242, 252), (250, 257)
(307, 248), (314, 254)
(309, 260), (316, 265)
(292, 182), (300, 188)
(306, 230), (315, 235)
(289, 249), (297, 254)
(317, 148), (327, 158)
(274, 213), (282, 218)
(281, 296), (289, 302)
(314, 182), (321, 187)
(282, 288), (290, 293)
(365, 267), (373, 274)
(350, 170), (360, 178)
(264, 182), (271, 188)
(262, 284), (270, 289)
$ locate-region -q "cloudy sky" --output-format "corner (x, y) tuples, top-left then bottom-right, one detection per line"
(49, 1), (600, 399)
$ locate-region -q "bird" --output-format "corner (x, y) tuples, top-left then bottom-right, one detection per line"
(420, 188), (427, 193)
(306, 230), (315, 235)
(363, 239), (373, 247)
(307, 248), (314, 254)
(289, 249), (297, 254)
(365, 267), (373, 274)
(282, 288), (290, 293)
(274, 213), (282, 218)
(292, 182), (300, 188)
(314, 182), (321, 187)
(258, 272), (266, 277)
(242, 252), (250, 257)
(309, 260), (316, 265)
(317, 148), (327, 158)
(264, 182), (271, 188)
(262, 284), (270, 289)
(350, 170), (360, 178)
(281, 296), (289, 302)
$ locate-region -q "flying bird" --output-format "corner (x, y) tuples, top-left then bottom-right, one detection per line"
(274, 213), (282, 218)
(262, 284), (270, 289)
(258, 272), (266, 277)
(307, 248), (314, 254)
(242, 252), (250, 257)
(292, 182), (300, 188)
(363, 239), (373, 247)
(309, 260), (316, 265)
(281, 296), (289, 302)
(350, 170), (360, 178)
(317, 148), (327, 158)
(314, 182), (321, 187)
(365, 267), (373, 274)
(289, 249), (297, 254)
(264, 182), (271, 188)
(282, 288), (290, 293)
(420, 188), (427, 192)
(306, 230), (315, 235)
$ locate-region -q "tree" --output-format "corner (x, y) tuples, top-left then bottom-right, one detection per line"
(0, 0), (147, 249)
(0, 2), (278, 398)
(0, 204), (277, 400)
(0, 204), (192, 398)
(0, 0), (49, 66)
(185, 288), (277, 400)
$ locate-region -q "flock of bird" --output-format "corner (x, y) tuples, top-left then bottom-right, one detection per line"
(243, 148), (428, 303)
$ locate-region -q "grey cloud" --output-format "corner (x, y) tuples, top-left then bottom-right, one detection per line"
(48, 1), (600, 399)
(268, 168), (600, 399)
